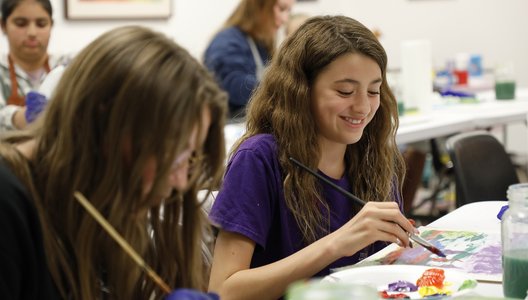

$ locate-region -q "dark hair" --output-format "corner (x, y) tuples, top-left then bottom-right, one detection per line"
(1, 0), (53, 24)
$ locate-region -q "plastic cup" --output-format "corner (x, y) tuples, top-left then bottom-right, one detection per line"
(495, 61), (516, 100)
(286, 279), (379, 300)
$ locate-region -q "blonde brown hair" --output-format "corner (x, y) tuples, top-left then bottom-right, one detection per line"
(233, 15), (404, 243)
(0, 26), (227, 299)
(224, 0), (277, 54)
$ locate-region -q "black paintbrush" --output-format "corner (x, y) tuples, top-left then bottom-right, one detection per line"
(289, 157), (446, 257)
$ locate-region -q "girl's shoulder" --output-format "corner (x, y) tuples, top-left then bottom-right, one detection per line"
(217, 26), (245, 39)
(231, 134), (279, 166)
(239, 133), (277, 152)
(210, 26), (248, 48)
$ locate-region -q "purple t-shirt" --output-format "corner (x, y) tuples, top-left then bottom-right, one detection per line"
(209, 134), (403, 277)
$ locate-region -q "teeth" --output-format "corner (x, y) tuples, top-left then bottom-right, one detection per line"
(344, 117), (362, 124)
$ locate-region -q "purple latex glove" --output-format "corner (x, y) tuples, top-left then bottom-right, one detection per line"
(25, 91), (48, 123)
(165, 289), (219, 300)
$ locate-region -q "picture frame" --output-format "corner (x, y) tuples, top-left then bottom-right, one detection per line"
(64, 0), (171, 20)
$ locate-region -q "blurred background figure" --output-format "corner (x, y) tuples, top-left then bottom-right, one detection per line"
(0, 0), (69, 131)
(285, 13), (309, 36)
(203, 0), (295, 120)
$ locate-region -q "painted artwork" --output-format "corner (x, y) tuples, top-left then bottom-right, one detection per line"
(352, 229), (502, 282)
(65, 0), (171, 20)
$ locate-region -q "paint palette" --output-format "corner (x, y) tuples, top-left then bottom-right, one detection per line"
(323, 265), (477, 299)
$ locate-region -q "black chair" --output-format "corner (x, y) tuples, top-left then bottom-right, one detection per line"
(445, 131), (519, 207)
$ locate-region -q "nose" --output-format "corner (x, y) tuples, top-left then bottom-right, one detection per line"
(280, 11), (291, 26)
(169, 161), (190, 192)
(352, 90), (371, 115)
(169, 150), (193, 191)
(27, 23), (38, 37)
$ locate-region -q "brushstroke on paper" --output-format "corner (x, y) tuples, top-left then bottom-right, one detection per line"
(354, 229), (502, 282)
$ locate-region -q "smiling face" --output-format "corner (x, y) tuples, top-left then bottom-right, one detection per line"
(311, 52), (382, 150)
(1, 0), (52, 64)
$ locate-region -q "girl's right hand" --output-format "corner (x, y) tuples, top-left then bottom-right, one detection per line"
(329, 201), (417, 258)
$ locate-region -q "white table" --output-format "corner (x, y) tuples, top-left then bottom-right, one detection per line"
(396, 89), (528, 144)
(427, 201), (507, 298)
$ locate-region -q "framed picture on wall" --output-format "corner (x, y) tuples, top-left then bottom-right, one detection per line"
(64, 0), (171, 20)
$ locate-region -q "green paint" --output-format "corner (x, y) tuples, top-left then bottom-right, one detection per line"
(397, 102), (405, 116)
(503, 249), (528, 299)
(495, 81), (516, 100)
(458, 279), (477, 291)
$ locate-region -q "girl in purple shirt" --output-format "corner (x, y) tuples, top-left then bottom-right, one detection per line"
(209, 15), (416, 300)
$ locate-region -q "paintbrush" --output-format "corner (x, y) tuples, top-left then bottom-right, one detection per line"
(73, 191), (172, 294)
(289, 157), (446, 257)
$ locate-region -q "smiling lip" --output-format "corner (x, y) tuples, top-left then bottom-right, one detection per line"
(340, 116), (364, 127)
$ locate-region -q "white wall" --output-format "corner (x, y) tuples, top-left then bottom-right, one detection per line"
(293, 0), (528, 86)
(1, 0), (527, 86)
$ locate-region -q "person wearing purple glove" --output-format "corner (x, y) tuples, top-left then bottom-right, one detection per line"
(0, 26), (227, 299)
(0, 0), (69, 131)
(23, 65), (65, 124)
(24, 91), (46, 123)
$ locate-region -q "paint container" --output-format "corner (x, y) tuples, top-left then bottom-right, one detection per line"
(494, 61), (516, 100)
(502, 183), (528, 299)
(454, 53), (470, 86)
(400, 40), (434, 113)
(286, 279), (378, 300)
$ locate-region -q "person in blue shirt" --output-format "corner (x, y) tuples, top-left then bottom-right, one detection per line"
(203, 0), (294, 119)
(208, 16), (416, 299)
(0, 25), (227, 299)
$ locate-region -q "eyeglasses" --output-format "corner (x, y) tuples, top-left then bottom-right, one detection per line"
(171, 149), (206, 171)
(189, 151), (206, 167)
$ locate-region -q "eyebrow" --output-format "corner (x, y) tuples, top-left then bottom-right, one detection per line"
(335, 78), (383, 85)
(12, 17), (49, 21)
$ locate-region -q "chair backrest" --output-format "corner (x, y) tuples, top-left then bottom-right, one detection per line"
(445, 131), (519, 207)
(401, 147), (426, 215)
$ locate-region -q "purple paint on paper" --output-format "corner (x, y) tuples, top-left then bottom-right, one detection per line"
(373, 229), (503, 281)
(465, 244), (502, 274)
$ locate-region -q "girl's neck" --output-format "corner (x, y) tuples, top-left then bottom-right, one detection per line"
(10, 53), (48, 73)
(318, 141), (347, 180)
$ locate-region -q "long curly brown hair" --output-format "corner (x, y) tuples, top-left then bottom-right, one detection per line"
(0, 26), (227, 299)
(233, 15), (405, 244)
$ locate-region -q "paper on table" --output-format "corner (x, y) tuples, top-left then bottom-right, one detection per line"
(333, 228), (502, 283)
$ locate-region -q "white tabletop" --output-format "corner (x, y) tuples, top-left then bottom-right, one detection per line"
(428, 201), (506, 233)
(427, 201), (507, 298)
(396, 89), (528, 144)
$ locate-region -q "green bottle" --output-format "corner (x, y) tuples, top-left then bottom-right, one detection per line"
(502, 183), (528, 299)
